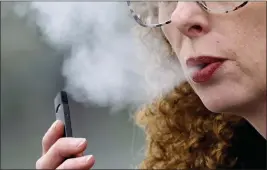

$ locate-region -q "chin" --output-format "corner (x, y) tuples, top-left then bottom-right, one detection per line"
(199, 95), (240, 114)
(188, 64), (261, 115)
(193, 83), (252, 115)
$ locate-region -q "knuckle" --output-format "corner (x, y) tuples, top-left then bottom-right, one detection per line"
(42, 135), (49, 146)
(55, 137), (65, 147)
(53, 138), (86, 158)
(52, 138), (67, 156)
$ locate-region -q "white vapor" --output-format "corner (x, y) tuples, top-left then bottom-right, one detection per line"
(14, 2), (186, 110)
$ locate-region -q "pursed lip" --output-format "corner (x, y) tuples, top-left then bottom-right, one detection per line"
(186, 55), (228, 83)
(186, 56), (227, 67)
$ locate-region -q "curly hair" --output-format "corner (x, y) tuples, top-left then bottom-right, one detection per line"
(135, 82), (243, 169)
(131, 3), (245, 169)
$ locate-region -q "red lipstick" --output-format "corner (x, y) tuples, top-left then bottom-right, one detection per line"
(186, 56), (226, 83)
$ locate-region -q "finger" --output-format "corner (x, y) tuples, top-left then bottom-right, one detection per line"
(76, 152), (84, 157)
(56, 155), (95, 169)
(42, 120), (64, 155)
(36, 138), (87, 169)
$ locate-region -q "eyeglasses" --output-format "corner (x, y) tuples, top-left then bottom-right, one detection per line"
(127, 1), (248, 28)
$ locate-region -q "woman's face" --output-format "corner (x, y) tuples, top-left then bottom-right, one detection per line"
(160, 2), (266, 114)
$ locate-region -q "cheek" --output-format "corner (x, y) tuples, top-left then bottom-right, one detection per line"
(234, 22), (266, 82)
(242, 43), (266, 90)
(161, 24), (182, 53)
(162, 27), (183, 63)
(161, 26), (173, 45)
(215, 2), (266, 84)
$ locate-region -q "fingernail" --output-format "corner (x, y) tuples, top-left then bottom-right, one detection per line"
(85, 155), (93, 163)
(76, 138), (87, 148)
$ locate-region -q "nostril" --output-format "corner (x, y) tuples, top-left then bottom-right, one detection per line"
(193, 25), (202, 30)
(190, 25), (203, 33)
(186, 25), (203, 37)
(187, 25), (203, 37)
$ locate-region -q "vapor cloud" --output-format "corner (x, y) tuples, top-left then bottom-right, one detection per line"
(13, 2), (186, 111)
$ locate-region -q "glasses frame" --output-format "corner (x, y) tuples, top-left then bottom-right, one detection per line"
(127, 1), (248, 28)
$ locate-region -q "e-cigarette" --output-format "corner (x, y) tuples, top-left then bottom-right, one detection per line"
(54, 90), (73, 137)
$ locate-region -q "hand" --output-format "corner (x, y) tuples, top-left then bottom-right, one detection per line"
(36, 120), (95, 169)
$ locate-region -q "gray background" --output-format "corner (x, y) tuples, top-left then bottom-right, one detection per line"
(1, 2), (145, 169)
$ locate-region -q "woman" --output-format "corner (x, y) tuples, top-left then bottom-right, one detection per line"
(36, 1), (266, 169)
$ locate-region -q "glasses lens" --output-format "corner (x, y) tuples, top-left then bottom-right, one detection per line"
(129, 1), (245, 26)
(203, 1), (245, 13)
(129, 2), (177, 25)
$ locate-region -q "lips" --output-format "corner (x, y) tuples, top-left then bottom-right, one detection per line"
(186, 56), (226, 83)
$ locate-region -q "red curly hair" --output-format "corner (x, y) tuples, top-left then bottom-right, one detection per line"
(135, 82), (243, 169)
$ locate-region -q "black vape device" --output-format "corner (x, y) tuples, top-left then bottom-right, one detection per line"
(54, 90), (73, 137)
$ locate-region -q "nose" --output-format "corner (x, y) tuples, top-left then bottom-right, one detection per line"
(170, 2), (211, 38)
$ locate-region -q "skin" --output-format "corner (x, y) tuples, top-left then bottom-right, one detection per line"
(36, 2), (266, 169)
(36, 120), (95, 169)
(160, 2), (266, 138)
